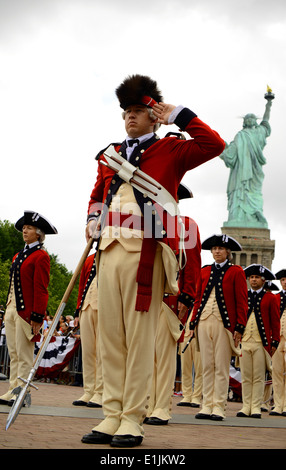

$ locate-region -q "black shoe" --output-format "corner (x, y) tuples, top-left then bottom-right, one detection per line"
(72, 400), (88, 406)
(177, 401), (192, 407)
(110, 434), (143, 448)
(282, 412), (286, 416)
(195, 413), (211, 420)
(145, 417), (168, 425)
(7, 400), (25, 407)
(87, 401), (102, 408)
(269, 411), (282, 416)
(0, 399), (9, 405)
(210, 414), (224, 421)
(250, 413), (261, 419)
(236, 412), (249, 417)
(81, 430), (113, 444)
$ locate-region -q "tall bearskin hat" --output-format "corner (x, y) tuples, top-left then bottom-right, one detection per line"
(115, 74), (163, 110)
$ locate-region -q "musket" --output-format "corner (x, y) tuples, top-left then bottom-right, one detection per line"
(5, 236), (95, 430)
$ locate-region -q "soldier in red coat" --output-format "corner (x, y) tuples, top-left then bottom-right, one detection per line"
(81, 74), (225, 447)
(0, 211), (57, 406)
(189, 234), (248, 420)
(237, 264), (280, 418)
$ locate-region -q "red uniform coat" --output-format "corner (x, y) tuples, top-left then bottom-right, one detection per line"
(275, 291), (286, 318)
(88, 113), (225, 231)
(87, 109), (224, 311)
(190, 262), (248, 335)
(8, 244), (50, 340)
(74, 253), (96, 316)
(248, 289), (280, 354)
(163, 216), (202, 342)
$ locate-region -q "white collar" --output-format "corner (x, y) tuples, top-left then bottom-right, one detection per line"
(126, 132), (154, 146)
(24, 241), (40, 251)
(215, 259), (228, 268)
(251, 287), (263, 294)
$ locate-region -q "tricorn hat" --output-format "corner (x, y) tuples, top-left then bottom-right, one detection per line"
(265, 281), (279, 291)
(15, 211), (58, 235)
(201, 234), (242, 251)
(275, 269), (286, 280)
(115, 74), (163, 110)
(244, 264), (275, 280)
(177, 183), (193, 200)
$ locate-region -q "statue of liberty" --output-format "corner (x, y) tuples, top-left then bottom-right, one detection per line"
(220, 87), (274, 228)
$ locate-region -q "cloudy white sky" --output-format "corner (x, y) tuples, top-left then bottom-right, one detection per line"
(1, 0), (286, 286)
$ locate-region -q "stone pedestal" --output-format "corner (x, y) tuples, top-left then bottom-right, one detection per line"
(220, 226), (275, 269)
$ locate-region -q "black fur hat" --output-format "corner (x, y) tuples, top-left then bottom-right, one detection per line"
(115, 74), (163, 110)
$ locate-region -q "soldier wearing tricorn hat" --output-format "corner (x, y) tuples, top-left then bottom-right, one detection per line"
(270, 269), (286, 416)
(237, 264), (280, 418)
(82, 74), (225, 447)
(0, 211), (57, 406)
(189, 233), (248, 421)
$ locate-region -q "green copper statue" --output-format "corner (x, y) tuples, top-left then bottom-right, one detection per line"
(220, 86), (274, 228)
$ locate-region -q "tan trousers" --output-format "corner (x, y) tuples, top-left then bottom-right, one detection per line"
(239, 339), (266, 415)
(94, 242), (165, 437)
(271, 336), (286, 414)
(148, 305), (177, 421)
(0, 300), (34, 401)
(78, 305), (103, 404)
(179, 334), (202, 405)
(198, 315), (232, 417)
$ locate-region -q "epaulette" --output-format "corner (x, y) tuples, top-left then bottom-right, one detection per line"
(95, 143), (121, 160)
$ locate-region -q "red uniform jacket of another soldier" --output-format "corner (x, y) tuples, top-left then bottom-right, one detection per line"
(190, 263), (248, 335)
(8, 245), (50, 341)
(163, 216), (202, 342)
(74, 253), (96, 316)
(248, 289), (280, 354)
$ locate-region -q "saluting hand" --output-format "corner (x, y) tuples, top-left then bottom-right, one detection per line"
(152, 102), (176, 125)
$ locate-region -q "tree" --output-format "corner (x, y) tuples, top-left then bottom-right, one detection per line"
(47, 254), (79, 318)
(0, 220), (23, 262)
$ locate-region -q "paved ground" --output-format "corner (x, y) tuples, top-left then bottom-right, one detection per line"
(0, 379), (286, 455)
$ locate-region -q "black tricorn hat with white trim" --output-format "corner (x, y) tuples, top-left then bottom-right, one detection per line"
(201, 234), (242, 251)
(177, 183), (193, 200)
(115, 74), (163, 110)
(275, 269), (286, 279)
(15, 211), (58, 234)
(265, 281), (279, 291)
(244, 264), (275, 280)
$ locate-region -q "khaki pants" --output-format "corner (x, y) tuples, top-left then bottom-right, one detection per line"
(93, 242), (165, 437)
(0, 301), (34, 401)
(148, 305), (177, 421)
(271, 336), (286, 414)
(179, 335), (202, 405)
(239, 339), (266, 415)
(198, 315), (232, 417)
(78, 305), (103, 404)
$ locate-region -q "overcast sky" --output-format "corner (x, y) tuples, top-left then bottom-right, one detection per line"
(1, 0), (286, 288)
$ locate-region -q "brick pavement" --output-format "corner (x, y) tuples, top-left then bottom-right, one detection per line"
(0, 380), (286, 451)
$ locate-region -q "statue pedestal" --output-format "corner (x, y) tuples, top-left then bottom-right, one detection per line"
(220, 226), (275, 269)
